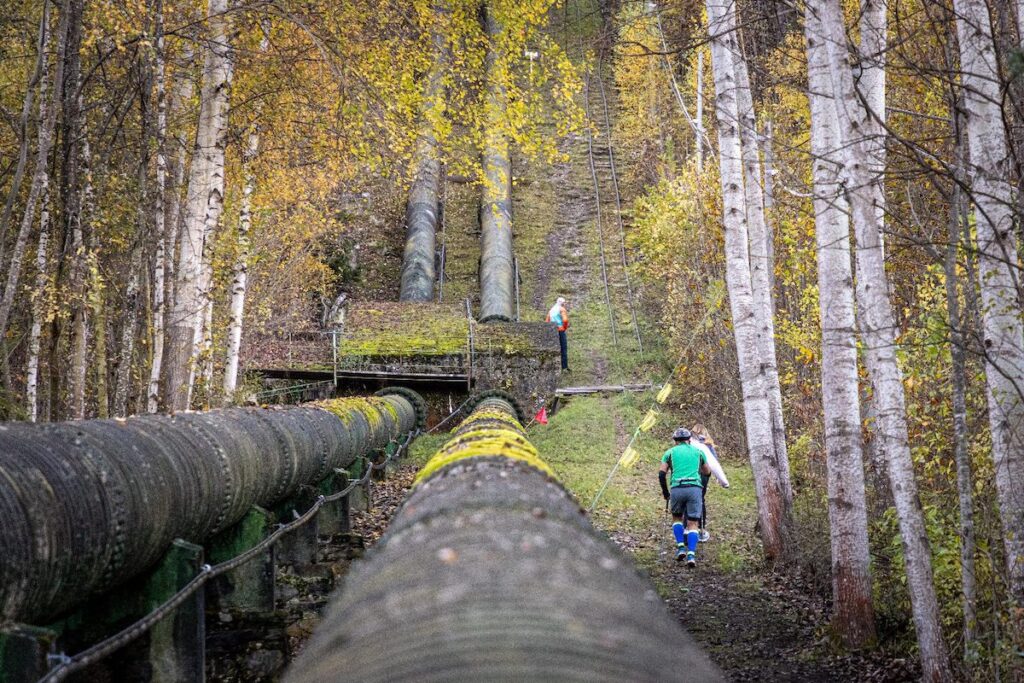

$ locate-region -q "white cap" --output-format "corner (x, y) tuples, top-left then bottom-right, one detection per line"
(556, 297), (566, 305)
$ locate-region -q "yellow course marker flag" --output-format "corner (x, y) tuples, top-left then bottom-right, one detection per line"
(656, 383), (672, 404)
(618, 446), (639, 468)
(638, 409), (658, 432)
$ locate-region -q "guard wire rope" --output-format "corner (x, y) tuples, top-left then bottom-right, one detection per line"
(36, 430), (418, 683)
(588, 301), (720, 512)
(594, 51), (643, 359)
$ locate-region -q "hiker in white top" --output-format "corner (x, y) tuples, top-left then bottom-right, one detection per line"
(545, 297), (570, 371)
(691, 423), (728, 542)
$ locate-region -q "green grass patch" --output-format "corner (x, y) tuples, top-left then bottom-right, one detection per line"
(406, 432), (450, 466)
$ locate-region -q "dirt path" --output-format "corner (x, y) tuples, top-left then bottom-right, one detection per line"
(655, 559), (917, 681)
(531, 132), (594, 311)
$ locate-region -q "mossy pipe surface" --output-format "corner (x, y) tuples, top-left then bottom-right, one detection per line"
(0, 392), (421, 625)
(286, 395), (724, 682)
(478, 7), (515, 323)
(398, 58), (444, 302)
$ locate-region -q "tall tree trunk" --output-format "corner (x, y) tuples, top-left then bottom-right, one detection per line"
(148, 0), (168, 413)
(165, 0), (233, 411)
(91, 260), (109, 419)
(50, 0), (84, 421)
(857, 0), (887, 253)
(222, 126), (257, 402)
(805, 13), (876, 647)
(732, 29), (792, 505)
(0, 0), (61, 374)
(812, 2), (953, 678)
(947, 164), (978, 664)
(164, 46), (194, 312)
(67, 83), (92, 420)
(954, 0), (1024, 610)
(25, 187), (51, 422)
(222, 27), (268, 402)
(114, 241), (142, 416)
(115, 59), (152, 418)
(706, 0), (792, 563)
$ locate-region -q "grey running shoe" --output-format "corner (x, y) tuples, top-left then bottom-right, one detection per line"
(699, 529), (710, 543)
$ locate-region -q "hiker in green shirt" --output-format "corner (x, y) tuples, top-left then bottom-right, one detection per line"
(658, 427), (712, 568)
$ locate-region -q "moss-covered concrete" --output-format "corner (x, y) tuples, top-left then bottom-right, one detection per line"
(337, 302), (469, 358)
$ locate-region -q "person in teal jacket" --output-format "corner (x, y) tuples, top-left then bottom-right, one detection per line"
(658, 427), (712, 567)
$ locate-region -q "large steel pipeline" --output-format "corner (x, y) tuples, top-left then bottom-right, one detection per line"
(0, 392), (423, 626)
(286, 393), (723, 682)
(478, 7), (515, 323)
(398, 33), (447, 303)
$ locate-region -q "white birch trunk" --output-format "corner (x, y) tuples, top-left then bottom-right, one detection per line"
(148, 0), (168, 413)
(731, 28), (792, 506)
(26, 187), (51, 422)
(805, 11), (876, 646)
(222, 127), (257, 402)
(858, 0), (887, 252)
(814, 2), (952, 678)
(953, 0), (1024, 608)
(706, 0), (791, 562)
(164, 48), (194, 310)
(166, 0), (232, 411)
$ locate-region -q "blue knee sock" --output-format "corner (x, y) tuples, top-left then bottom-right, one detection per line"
(686, 530), (699, 553)
(672, 522), (685, 547)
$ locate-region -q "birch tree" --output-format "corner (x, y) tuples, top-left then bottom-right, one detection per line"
(811, 1), (952, 678)
(857, 0), (887, 251)
(804, 10), (875, 647)
(731, 25), (792, 504)
(165, 0), (233, 411)
(706, 0), (792, 562)
(953, 0), (1024, 610)
(222, 125), (256, 402)
(25, 187), (51, 422)
(148, 0), (168, 413)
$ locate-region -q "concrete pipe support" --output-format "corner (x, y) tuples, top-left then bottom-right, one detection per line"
(478, 7), (515, 323)
(0, 392), (421, 625)
(286, 392), (723, 682)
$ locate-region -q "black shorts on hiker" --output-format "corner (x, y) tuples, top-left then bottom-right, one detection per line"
(670, 485), (703, 521)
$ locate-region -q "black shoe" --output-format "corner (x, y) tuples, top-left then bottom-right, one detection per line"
(562, 367), (571, 373)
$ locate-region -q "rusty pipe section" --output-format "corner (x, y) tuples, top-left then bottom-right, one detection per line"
(0, 392), (422, 625)
(286, 392), (723, 682)
(478, 7), (515, 323)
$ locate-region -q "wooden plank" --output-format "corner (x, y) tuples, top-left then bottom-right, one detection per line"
(555, 383), (652, 396)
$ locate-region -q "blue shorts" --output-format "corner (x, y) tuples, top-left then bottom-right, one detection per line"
(670, 486), (703, 521)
